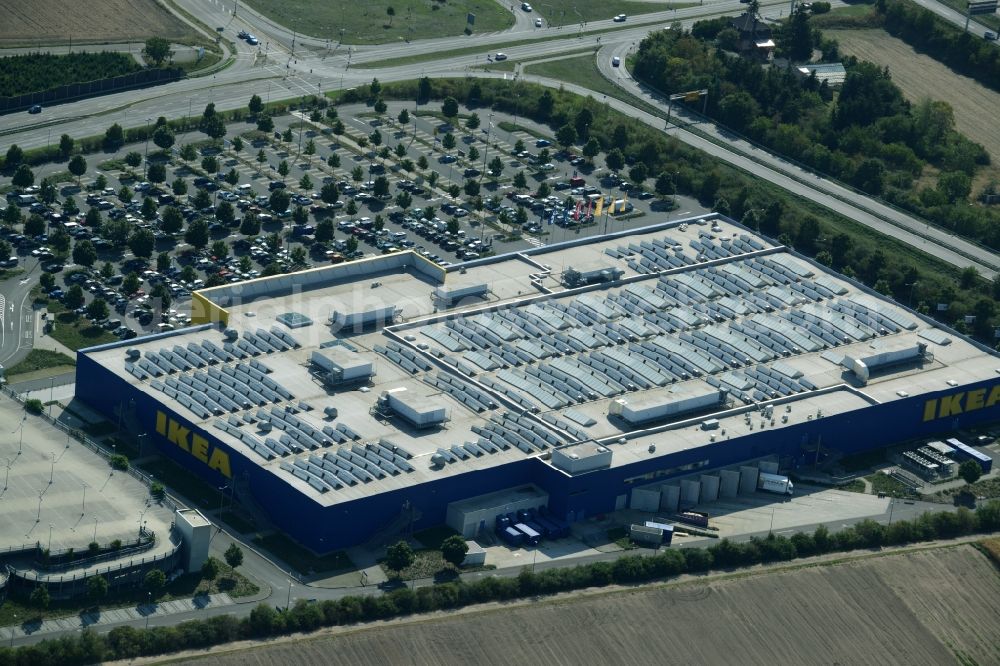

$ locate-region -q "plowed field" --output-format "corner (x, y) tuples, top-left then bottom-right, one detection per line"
(169, 545), (1000, 666)
(0, 0), (194, 45)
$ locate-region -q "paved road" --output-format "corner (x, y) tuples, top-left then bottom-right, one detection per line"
(0, 258), (41, 371)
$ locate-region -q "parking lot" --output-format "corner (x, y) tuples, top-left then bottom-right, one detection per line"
(1, 98), (705, 346)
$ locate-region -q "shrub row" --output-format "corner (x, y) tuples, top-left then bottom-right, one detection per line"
(2, 501), (999, 665)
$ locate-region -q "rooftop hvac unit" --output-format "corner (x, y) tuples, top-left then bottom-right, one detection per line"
(224, 329), (239, 341)
(125, 348), (140, 361)
(324, 406), (339, 420)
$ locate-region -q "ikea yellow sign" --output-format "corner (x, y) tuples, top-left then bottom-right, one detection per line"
(922, 384), (1000, 422)
(155, 411), (232, 478)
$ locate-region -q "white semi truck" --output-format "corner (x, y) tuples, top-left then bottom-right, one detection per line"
(758, 472), (794, 495)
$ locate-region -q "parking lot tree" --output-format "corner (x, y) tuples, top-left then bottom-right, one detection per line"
(211, 240), (229, 259)
(320, 182), (339, 205)
(356, 136), (369, 150)
(68, 154), (88, 185)
(472, 195), (484, 213)
(513, 170), (527, 190)
(305, 138), (316, 156)
(447, 218), (460, 235)
(64, 284), (85, 309)
(180, 143), (198, 163)
(12, 164), (34, 189)
(265, 233), (282, 253)
(257, 114), (274, 133)
(123, 272), (141, 295)
(118, 185), (133, 203)
(147, 163), (166, 185)
(232, 136), (243, 156)
(466, 112), (481, 132)
(281, 128), (293, 143)
(49, 228), (71, 254)
(87, 298), (109, 321)
(58, 133), (75, 159)
(315, 218), (334, 242)
(4, 203), (21, 226)
(423, 205), (436, 220)
(327, 153), (341, 169)
(185, 219), (210, 249)
(278, 160), (289, 180)
(374, 215), (385, 231)
(128, 228), (155, 258)
(104, 217), (130, 246)
(427, 171), (440, 188)
(181, 265), (197, 283)
(4, 144), (24, 169)
(94, 174), (107, 191)
(441, 96), (459, 123)
(488, 155), (504, 180)
(346, 199), (358, 215)
(464, 179), (480, 197)
(143, 37), (172, 66)
(398, 108), (409, 125)
(400, 158), (414, 172)
(326, 106), (339, 121)
(394, 143), (407, 159)
(0, 240), (12, 261)
(417, 155), (429, 170)
(202, 155), (219, 174)
(239, 255), (253, 273)
(574, 107), (594, 139)
(374, 97), (387, 116)
(310, 109), (322, 122)
(248, 93), (264, 117)
(514, 138), (525, 154)
(538, 148), (551, 164)
(40, 271), (55, 291)
(605, 148), (625, 173)
(537, 181), (550, 198)
(152, 125), (175, 152)
(262, 262), (282, 276)
(351, 166), (363, 182)
(293, 205), (308, 225)
(256, 149), (267, 173)
(150, 282), (171, 311)
(62, 196), (79, 216)
(141, 196), (158, 220)
(125, 152), (142, 169)
(468, 146), (479, 162)
(299, 174), (313, 191)
(369, 129), (382, 148)
(332, 119), (345, 135)
(515, 206), (528, 226)
(157, 252), (171, 272)
(346, 235), (359, 253)
(216, 201), (235, 226)
(629, 163), (648, 187)
(24, 213), (45, 237)
(240, 211), (260, 236)
(225, 168), (239, 187)
(655, 172), (675, 200)
(40, 178), (57, 205)
(192, 188), (211, 210)
(103, 123), (125, 150)
(556, 124), (577, 150)
(291, 246), (307, 266)
(442, 133), (456, 151)
(269, 189), (290, 214)
(98, 262), (114, 281)
(395, 191), (412, 210)
(960, 459), (982, 484)
(373, 176), (390, 198)
(199, 103), (226, 140)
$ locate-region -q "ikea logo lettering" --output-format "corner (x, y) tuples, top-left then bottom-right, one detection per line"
(922, 384), (1000, 422)
(155, 411), (232, 478)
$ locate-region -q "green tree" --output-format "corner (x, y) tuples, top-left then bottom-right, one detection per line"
(257, 114), (274, 133)
(464, 179), (480, 197)
(321, 182), (339, 205)
(12, 164), (34, 189)
(299, 174), (313, 191)
(345, 199), (358, 216)
(556, 124), (577, 149)
(123, 151), (141, 169)
(398, 108), (409, 125)
(240, 212), (261, 236)
(104, 218), (130, 246)
(201, 556), (221, 580)
(58, 133), (75, 159)
(629, 163), (648, 187)
(959, 459), (983, 484)
(315, 219), (334, 242)
(172, 177), (188, 196)
(40, 178), (57, 205)
(248, 94), (264, 116)
(655, 172), (675, 199)
(292, 205), (308, 225)
(123, 272), (141, 295)
(605, 148), (625, 173)
(374, 97), (388, 115)
(192, 188), (211, 210)
(64, 284), (85, 309)
(488, 155), (504, 180)
(269, 189), (290, 214)
(394, 142), (407, 159)
(513, 170), (527, 189)
(327, 153), (341, 169)
(128, 228), (155, 258)
(441, 96), (459, 121)
(30, 585), (51, 609)
(351, 166), (363, 183)
(225, 168), (240, 187)
(256, 149), (267, 172)
(180, 143), (197, 162)
(232, 136), (243, 155)
(147, 163), (166, 185)
(143, 569), (166, 593)
(277, 160), (289, 180)
(104, 124), (125, 150)
(24, 214), (46, 237)
(395, 190), (412, 210)
(49, 228), (71, 254)
(87, 298), (109, 321)
(386, 540), (415, 573)
(202, 155), (219, 174)
(152, 125), (175, 151)
(216, 201), (235, 226)
(100, 262), (115, 279)
(782, 7), (813, 62)
(442, 133), (456, 151)
(282, 128), (293, 143)
(87, 575), (108, 601)
(68, 154), (87, 185)
(62, 196), (79, 216)
(304, 138), (316, 156)
(466, 113), (481, 132)
(73, 240), (97, 267)
(185, 219), (210, 249)
(143, 37), (172, 66)
(5, 144), (24, 168)
(157, 252), (171, 272)
(40, 271), (55, 292)
(141, 196), (158, 220)
(211, 240), (229, 259)
(4, 202), (21, 226)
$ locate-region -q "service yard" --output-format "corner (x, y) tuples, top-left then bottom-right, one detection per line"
(172, 544), (1000, 666)
(828, 29), (1000, 165)
(0, 0), (195, 45)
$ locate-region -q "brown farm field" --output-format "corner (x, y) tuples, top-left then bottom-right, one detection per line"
(0, 0), (195, 45)
(169, 545), (1000, 666)
(828, 29), (1000, 167)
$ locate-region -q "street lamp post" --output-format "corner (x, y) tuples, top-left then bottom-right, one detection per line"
(81, 482), (87, 515)
(888, 497), (896, 526)
(9, 615), (15, 647)
(286, 575), (293, 609)
(143, 118), (152, 180)
(146, 592), (152, 628)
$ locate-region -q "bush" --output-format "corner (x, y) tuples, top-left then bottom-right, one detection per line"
(959, 459), (983, 484)
(150, 481), (165, 499)
(25, 398), (44, 414)
(201, 556), (221, 580)
(109, 454), (129, 471)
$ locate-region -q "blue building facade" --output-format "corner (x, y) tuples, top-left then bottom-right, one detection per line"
(77, 340), (1000, 554)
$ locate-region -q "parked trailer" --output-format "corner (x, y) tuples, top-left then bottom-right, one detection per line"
(946, 438), (993, 474)
(674, 510), (709, 528)
(500, 526), (524, 546)
(644, 521), (675, 546)
(757, 472), (794, 495)
(513, 522), (541, 546)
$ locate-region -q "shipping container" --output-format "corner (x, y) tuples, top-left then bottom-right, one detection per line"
(513, 522), (541, 546)
(946, 438), (993, 473)
(674, 510), (709, 528)
(500, 526), (524, 546)
(757, 472), (794, 495)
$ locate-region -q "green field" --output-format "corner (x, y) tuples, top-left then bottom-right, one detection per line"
(241, 0), (513, 44)
(48, 312), (117, 351)
(539, 0), (692, 26)
(4, 349), (76, 378)
(524, 53), (621, 100)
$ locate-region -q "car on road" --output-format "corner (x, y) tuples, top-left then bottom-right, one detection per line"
(613, 14), (627, 22)
(986, 31), (998, 41)
(494, 52), (508, 61)
(535, 17), (542, 27)
(28, 104), (42, 114)
(521, 2), (532, 10)
(612, 56), (621, 67)
(535, 138), (551, 148)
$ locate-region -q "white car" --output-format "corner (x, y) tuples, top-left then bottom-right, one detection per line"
(495, 52), (508, 61)
(612, 56), (621, 67)
(521, 2), (532, 11)
(535, 17), (542, 27)
(613, 14), (627, 22)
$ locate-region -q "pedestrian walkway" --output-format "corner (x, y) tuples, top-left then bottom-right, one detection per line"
(4, 592), (234, 641)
